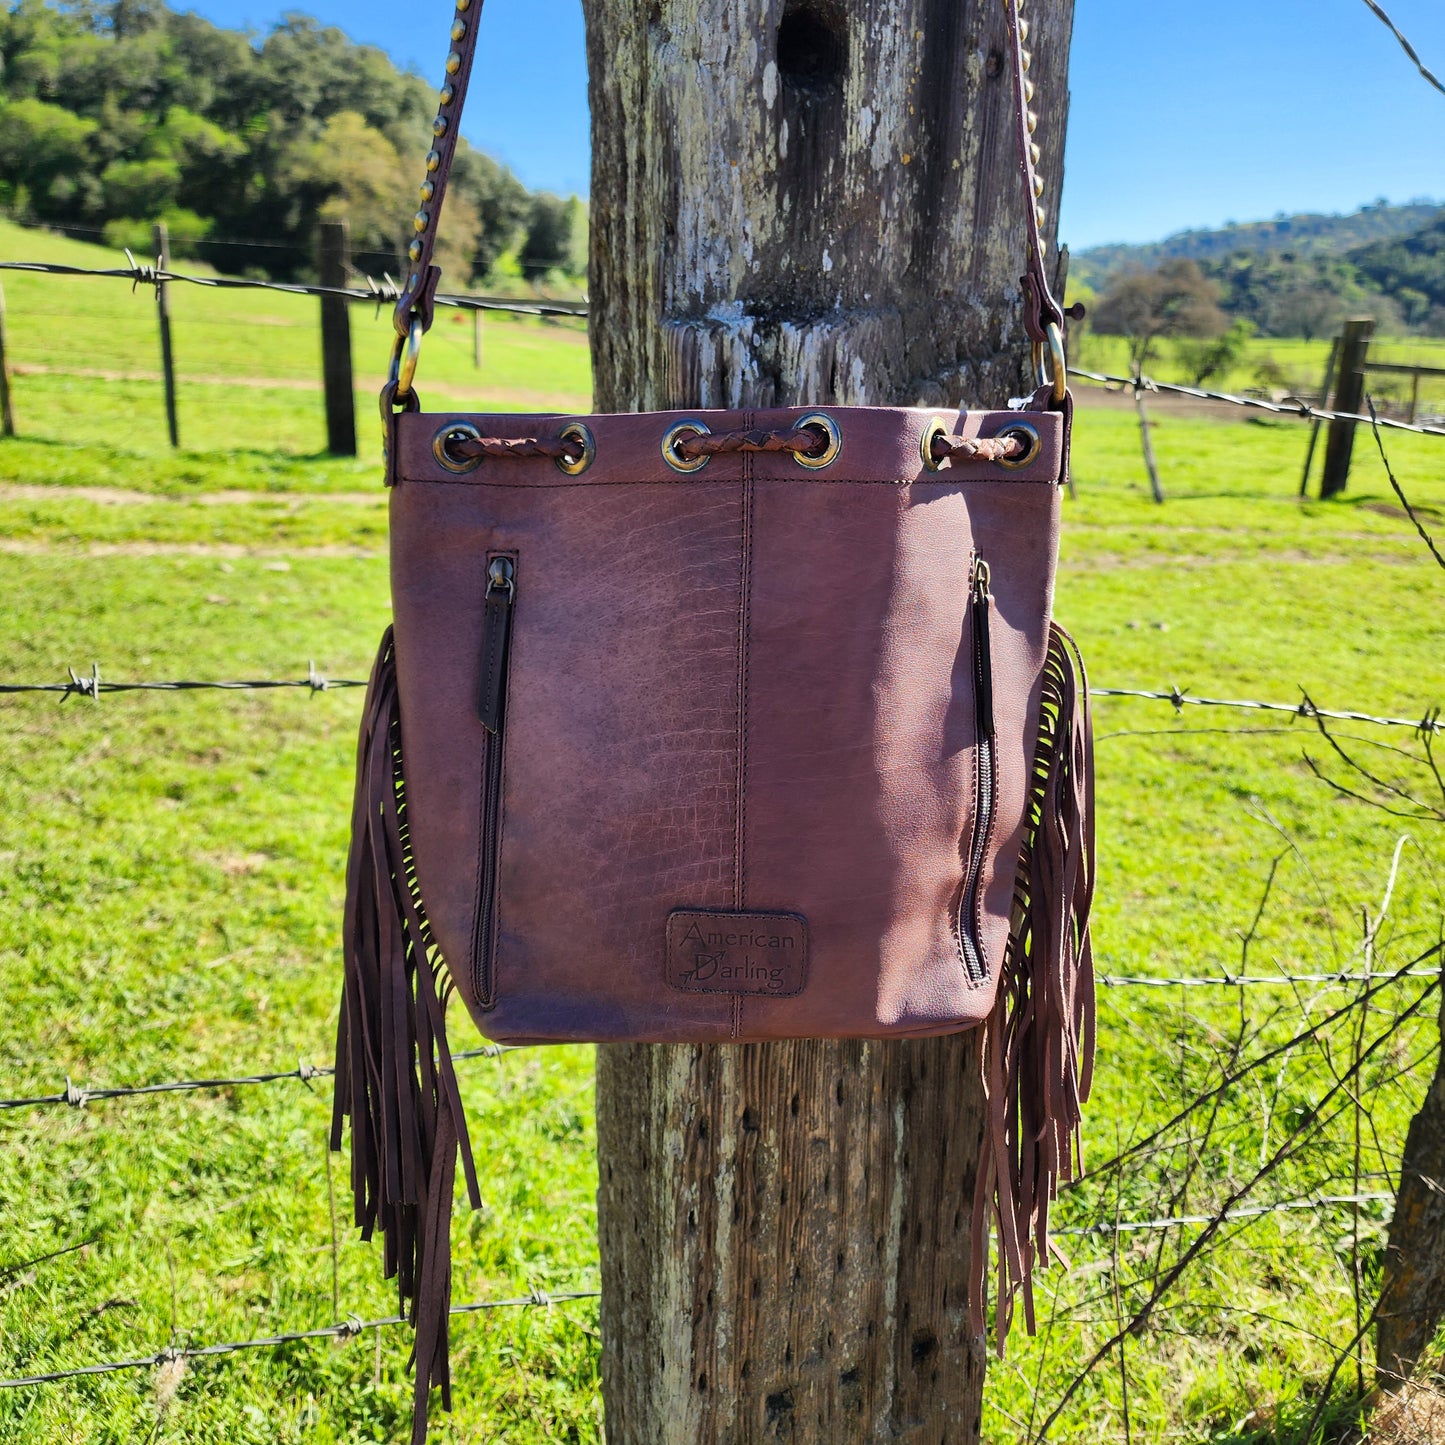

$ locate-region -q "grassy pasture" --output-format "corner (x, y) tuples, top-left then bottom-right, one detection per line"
(0, 222), (1443, 1443)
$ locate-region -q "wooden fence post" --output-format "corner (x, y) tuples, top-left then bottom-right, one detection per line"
(1377, 959), (1445, 1389)
(473, 308), (483, 370)
(153, 221), (179, 449)
(0, 283), (15, 438)
(318, 221), (357, 457)
(584, 2), (1073, 1439)
(1298, 334), (1340, 497)
(1319, 317), (1374, 499)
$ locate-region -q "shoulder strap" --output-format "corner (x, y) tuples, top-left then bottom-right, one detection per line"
(385, 0), (1066, 409)
(1002, 0), (1068, 402)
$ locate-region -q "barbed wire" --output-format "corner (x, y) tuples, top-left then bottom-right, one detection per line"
(1091, 687), (1443, 735)
(3, 666), (1438, 736)
(1068, 367), (1445, 438)
(1359, 0), (1445, 96)
(1055, 1191), (1395, 1239)
(0, 1288), (599, 1390)
(0, 663), (363, 699)
(0, 1043), (514, 1113)
(0, 1192), (1408, 1388)
(0, 257), (588, 319)
(1098, 968), (1441, 990)
(3, 959), (1437, 1115)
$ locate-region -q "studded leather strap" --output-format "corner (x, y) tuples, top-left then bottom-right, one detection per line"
(391, 0), (1062, 397)
(1002, 0), (1065, 344)
(390, 0), (488, 348)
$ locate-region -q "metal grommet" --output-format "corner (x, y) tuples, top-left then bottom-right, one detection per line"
(920, 416), (949, 472)
(792, 411), (842, 470)
(433, 421), (482, 473)
(661, 419), (712, 473)
(556, 421), (596, 476)
(995, 421), (1042, 471)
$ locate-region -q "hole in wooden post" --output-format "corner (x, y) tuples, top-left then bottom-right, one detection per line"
(776, 1), (846, 94)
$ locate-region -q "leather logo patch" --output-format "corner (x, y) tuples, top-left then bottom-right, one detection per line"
(666, 910), (808, 997)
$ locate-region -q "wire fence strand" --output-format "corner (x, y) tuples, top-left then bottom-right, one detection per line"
(3, 666), (1437, 735)
(1359, 0), (1445, 96)
(0, 258), (588, 319)
(1091, 687), (1442, 734)
(1054, 1191), (1395, 1238)
(1, 962), (1436, 1115)
(0, 1044), (514, 1113)
(0, 1289), (600, 1389)
(1068, 366), (1445, 438)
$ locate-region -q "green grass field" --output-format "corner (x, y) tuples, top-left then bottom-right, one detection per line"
(1, 222), (1444, 1443)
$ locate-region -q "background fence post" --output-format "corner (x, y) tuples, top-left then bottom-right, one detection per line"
(1135, 384), (1165, 503)
(318, 220), (357, 457)
(473, 308), (483, 370)
(0, 283), (15, 437)
(153, 221), (179, 449)
(1319, 317), (1374, 499)
(1298, 334), (1340, 497)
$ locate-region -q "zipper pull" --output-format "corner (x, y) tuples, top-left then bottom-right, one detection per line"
(971, 555), (995, 743)
(479, 555), (515, 733)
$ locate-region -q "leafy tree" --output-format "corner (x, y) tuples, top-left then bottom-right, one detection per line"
(1091, 258), (1227, 372)
(520, 192), (586, 279)
(0, 0), (583, 288)
(278, 110), (411, 265)
(452, 148), (530, 281)
(0, 96), (99, 219)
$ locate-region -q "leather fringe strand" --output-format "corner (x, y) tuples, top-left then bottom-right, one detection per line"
(970, 621), (1096, 1351)
(331, 627), (481, 1445)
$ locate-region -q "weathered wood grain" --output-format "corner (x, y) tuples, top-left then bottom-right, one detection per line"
(1378, 976), (1445, 1389)
(584, 3), (1073, 1439)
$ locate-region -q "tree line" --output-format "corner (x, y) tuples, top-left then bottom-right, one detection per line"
(0, 0), (586, 286)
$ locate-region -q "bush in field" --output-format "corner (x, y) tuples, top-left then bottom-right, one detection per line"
(1174, 318), (1256, 387)
(102, 206), (212, 257)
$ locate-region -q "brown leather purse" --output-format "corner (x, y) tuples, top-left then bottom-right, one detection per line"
(331, 3), (1094, 1439)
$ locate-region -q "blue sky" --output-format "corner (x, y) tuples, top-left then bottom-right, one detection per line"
(182, 0), (1444, 251)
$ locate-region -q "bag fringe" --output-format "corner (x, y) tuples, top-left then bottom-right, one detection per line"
(970, 622), (1096, 1351)
(331, 627), (481, 1445)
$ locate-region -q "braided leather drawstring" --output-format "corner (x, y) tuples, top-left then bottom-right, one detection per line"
(672, 425), (827, 460)
(931, 433), (1027, 463)
(447, 435), (582, 462)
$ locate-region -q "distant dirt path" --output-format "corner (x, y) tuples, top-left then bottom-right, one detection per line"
(0, 482), (379, 507)
(10, 363), (590, 412)
(0, 538), (383, 559)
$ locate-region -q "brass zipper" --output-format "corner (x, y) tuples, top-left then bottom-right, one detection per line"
(959, 555), (996, 984)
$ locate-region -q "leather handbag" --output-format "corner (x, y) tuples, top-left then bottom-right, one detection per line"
(331, 3), (1095, 1439)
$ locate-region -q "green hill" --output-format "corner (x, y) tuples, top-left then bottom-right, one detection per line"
(1351, 215), (1445, 327)
(1072, 200), (1443, 289)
